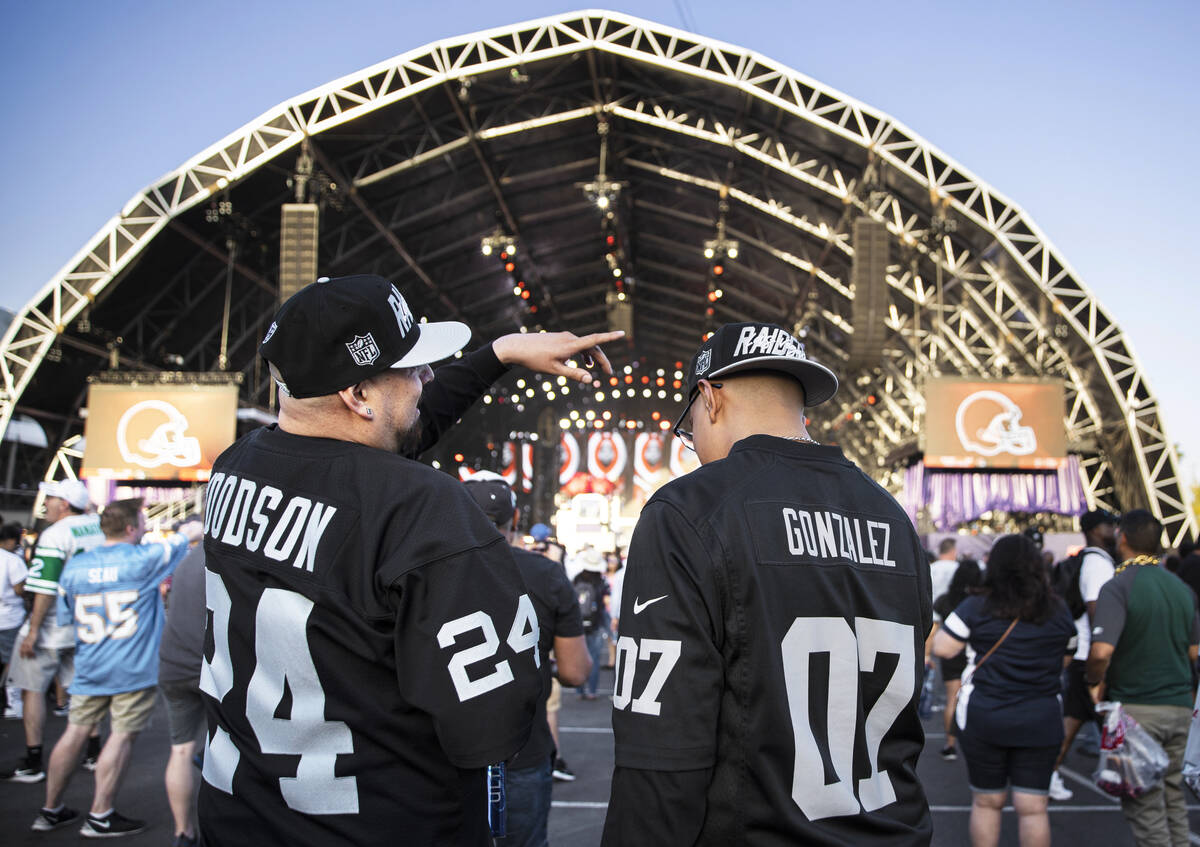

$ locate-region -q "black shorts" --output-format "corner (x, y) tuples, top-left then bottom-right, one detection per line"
(958, 733), (1059, 794)
(1062, 659), (1096, 722)
(941, 652), (968, 682)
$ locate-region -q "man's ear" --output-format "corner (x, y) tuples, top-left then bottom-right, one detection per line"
(337, 381), (373, 421)
(702, 380), (723, 423)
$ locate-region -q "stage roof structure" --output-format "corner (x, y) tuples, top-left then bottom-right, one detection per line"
(2, 10), (1193, 542)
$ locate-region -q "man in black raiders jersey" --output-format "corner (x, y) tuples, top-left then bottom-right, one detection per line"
(463, 471), (591, 847)
(197, 275), (622, 847)
(602, 322), (933, 846)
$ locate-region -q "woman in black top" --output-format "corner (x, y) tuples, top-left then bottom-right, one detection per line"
(933, 535), (1075, 847)
(931, 558), (982, 761)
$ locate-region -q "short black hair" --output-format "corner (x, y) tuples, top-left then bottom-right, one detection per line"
(0, 523), (23, 543)
(1118, 509), (1162, 557)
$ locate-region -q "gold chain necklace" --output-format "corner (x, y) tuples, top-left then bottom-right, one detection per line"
(1115, 554), (1159, 575)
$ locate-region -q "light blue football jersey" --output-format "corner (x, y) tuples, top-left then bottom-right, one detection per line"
(57, 533), (191, 695)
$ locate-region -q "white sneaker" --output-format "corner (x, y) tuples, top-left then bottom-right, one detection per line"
(1048, 770), (1073, 801)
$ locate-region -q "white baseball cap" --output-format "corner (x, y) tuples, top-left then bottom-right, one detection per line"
(39, 479), (90, 511)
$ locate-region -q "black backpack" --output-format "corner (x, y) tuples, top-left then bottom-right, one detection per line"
(574, 574), (602, 630)
(1052, 548), (1094, 619)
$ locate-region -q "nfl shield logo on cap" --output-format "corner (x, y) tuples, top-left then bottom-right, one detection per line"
(346, 333), (381, 367)
(695, 348), (712, 376)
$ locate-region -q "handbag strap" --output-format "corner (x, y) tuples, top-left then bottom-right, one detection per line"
(963, 617), (1019, 684)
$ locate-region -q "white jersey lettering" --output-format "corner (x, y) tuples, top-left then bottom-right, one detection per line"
(246, 486), (283, 553)
(264, 497), (312, 563)
(205, 475), (338, 572)
(779, 508), (897, 568)
(220, 478), (258, 547)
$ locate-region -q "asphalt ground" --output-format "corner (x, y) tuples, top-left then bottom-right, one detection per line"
(2, 671), (1199, 845)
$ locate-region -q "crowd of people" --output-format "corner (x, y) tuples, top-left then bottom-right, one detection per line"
(0, 275), (1197, 847)
(926, 510), (1199, 847)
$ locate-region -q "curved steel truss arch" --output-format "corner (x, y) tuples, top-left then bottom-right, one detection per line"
(2, 9), (1191, 540)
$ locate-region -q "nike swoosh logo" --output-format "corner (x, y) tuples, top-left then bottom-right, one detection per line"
(633, 595), (668, 614)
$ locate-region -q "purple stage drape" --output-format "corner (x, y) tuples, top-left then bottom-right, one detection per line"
(902, 455), (1086, 530)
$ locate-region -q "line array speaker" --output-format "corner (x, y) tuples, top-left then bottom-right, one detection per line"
(279, 204), (320, 303)
(848, 217), (888, 371)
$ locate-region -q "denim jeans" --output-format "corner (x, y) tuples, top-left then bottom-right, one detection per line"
(500, 761), (552, 847)
(579, 628), (606, 696)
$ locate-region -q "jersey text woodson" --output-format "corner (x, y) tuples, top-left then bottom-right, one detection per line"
(202, 471), (337, 572)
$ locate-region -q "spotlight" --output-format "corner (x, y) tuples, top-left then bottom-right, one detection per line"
(480, 231), (516, 257)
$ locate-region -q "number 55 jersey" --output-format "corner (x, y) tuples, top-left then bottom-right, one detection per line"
(603, 436), (933, 846)
(56, 532), (192, 694)
(197, 426), (541, 847)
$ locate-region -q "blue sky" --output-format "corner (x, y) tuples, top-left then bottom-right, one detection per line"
(2, 1), (1197, 486)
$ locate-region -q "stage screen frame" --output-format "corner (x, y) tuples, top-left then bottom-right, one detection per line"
(923, 378), (1067, 470)
(81, 380), (239, 481)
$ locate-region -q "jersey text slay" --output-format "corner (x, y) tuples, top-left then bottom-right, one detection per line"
(202, 471), (337, 572)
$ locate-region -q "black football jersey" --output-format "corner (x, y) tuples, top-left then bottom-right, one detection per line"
(508, 547), (584, 771)
(197, 354), (541, 846)
(604, 436), (932, 846)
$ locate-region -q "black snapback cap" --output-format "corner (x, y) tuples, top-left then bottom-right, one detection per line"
(463, 471), (517, 526)
(260, 275), (470, 399)
(1080, 509), (1117, 533)
(673, 322), (838, 431)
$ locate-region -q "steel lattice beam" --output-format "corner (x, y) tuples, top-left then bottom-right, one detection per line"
(2, 9), (1190, 540)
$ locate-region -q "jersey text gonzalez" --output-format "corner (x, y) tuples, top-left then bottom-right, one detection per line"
(781, 506), (896, 567)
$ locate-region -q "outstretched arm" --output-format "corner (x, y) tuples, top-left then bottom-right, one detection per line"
(414, 330), (624, 454)
(492, 330), (624, 384)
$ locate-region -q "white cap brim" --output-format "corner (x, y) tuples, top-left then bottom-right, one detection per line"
(709, 356), (839, 407)
(390, 320), (472, 368)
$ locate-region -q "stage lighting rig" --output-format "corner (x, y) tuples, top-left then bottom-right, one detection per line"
(480, 231), (517, 257)
(578, 119), (626, 214)
(581, 178), (624, 211)
(703, 237), (739, 261)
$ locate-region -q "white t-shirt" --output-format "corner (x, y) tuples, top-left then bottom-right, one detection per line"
(930, 558), (959, 621)
(0, 548), (28, 630)
(1073, 548), (1115, 660)
(608, 567), (625, 623)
